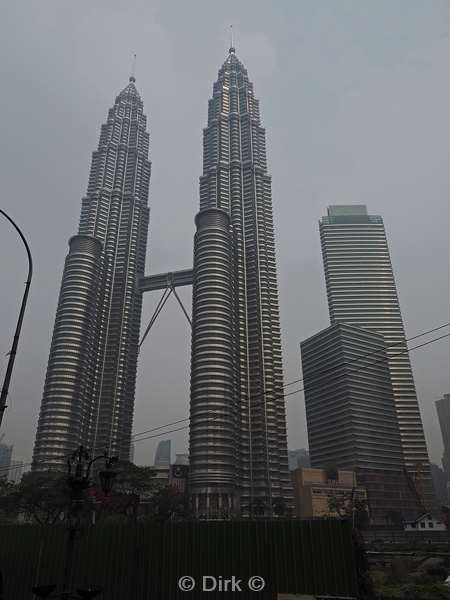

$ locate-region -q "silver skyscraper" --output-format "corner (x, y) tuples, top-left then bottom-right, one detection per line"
(33, 76), (151, 470)
(319, 205), (432, 502)
(189, 47), (291, 516)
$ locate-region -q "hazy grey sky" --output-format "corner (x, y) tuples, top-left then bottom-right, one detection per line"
(1, 0), (450, 468)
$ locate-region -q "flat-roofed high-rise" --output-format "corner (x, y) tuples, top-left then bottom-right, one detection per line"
(302, 323), (404, 473)
(319, 205), (431, 501)
(301, 322), (422, 521)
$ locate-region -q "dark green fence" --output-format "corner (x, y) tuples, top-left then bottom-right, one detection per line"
(0, 520), (358, 599)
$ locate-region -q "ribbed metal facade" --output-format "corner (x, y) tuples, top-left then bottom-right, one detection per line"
(302, 323), (404, 473)
(32, 235), (102, 465)
(436, 393), (450, 480)
(319, 205), (432, 501)
(190, 208), (239, 513)
(189, 48), (291, 515)
(301, 322), (423, 522)
(33, 77), (150, 469)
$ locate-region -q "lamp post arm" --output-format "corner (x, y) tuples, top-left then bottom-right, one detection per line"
(86, 453), (107, 480)
(0, 208), (33, 429)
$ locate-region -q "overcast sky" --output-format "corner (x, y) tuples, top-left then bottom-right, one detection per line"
(1, 0), (450, 469)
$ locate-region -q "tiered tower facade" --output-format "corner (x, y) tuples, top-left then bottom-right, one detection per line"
(33, 77), (150, 469)
(189, 48), (291, 516)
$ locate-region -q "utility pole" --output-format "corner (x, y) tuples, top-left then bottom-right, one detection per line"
(0, 208), (33, 430)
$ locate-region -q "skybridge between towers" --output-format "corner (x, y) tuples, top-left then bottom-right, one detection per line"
(138, 268), (193, 292)
(137, 268), (194, 350)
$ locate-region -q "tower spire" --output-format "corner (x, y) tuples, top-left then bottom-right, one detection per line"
(229, 25), (235, 54)
(129, 53), (136, 82)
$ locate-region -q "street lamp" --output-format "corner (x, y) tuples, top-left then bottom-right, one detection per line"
(98, 461), (117, 496)
(62, 447), (118, 595)
(0, 208), (33, 430)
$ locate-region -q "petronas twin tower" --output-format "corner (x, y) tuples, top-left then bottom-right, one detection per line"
(33, 76), (150, 468)
(33, 47), (291, 515)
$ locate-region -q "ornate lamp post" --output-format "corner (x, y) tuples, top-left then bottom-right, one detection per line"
(33, 447), (118, 600)
(0, 208), (32, 430)
(63, 447), (118, 591)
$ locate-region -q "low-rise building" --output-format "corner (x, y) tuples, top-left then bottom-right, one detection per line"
(170, 464), (189, 494)
(152, 465), (170, 487)
(291, 467), (367, 519)
(404, 512), (446, 532)
(8, 460), (28, 484)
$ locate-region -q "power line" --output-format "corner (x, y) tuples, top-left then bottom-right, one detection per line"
(3, 322), (449, 466)
(133, 417), (189, 439)
(284, 331), (450, 400)
(3, 328), (448, 471)
(0, 461), (31, 475)
(132, 330), (450, 446)
(0, 454), (69, 476)
(132, 320), (450, 440)
(284, 320), (450, 388)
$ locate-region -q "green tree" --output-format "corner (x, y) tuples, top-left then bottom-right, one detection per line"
(384, 509), (404, 527)
(92, 462), (159, 522)
(272, 497), (287, 517)
(0, 471), (71, 525)
(0, 479), (19, 523)
(148, 486), (191, 521)
(328, 490), (370, 530)
(112, 461), (157, 497)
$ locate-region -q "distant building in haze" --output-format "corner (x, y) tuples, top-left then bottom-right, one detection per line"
(0, 443), (13, 481)
(154, 440), (171, 466)
(8, 460), (28, 484)
(174, 453), (189, 465)
(288, 449), (310, 471)
(436, 394), (450, 481)
(430, 463), (448, 505)
(152, 465), (170, 487)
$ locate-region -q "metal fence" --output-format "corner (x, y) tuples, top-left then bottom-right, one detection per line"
(0, 519), (358, 599)
(363, 528), (450, 546)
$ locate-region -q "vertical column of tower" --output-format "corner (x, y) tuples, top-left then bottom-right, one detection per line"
(193, 48), (292, 514)
(33, 77), (151, 469)
(33, 235), (102, 470)
(189, 208), (239, 517)
(77, 78), (151, 460)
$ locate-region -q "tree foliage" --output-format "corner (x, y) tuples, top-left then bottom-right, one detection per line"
(148, 486), (191, 521)
(0, 471), (70, 525)
(0, 464), (189, 525)
(385, 509), (404, 527)
(328, 490), (370, 530)
(0, 478), (19, 523)
(112, 461), (157, 497)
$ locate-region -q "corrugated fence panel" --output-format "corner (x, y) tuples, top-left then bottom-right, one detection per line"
(0, 520), (358, 599)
